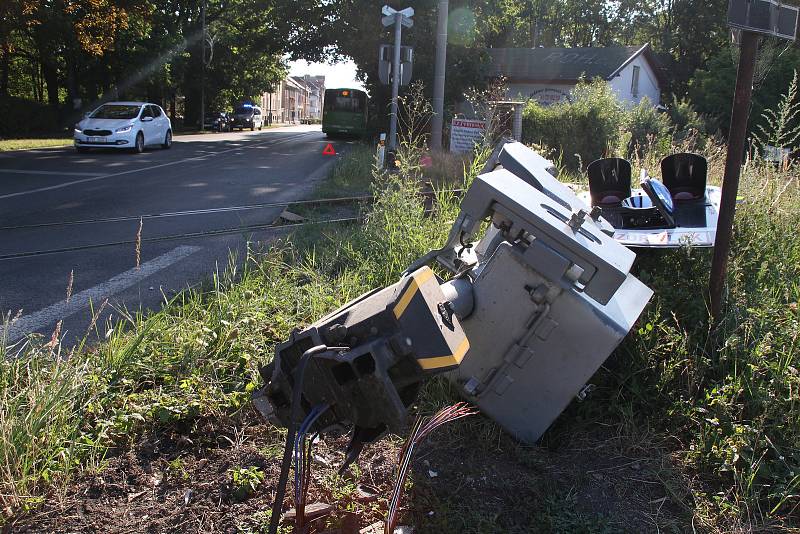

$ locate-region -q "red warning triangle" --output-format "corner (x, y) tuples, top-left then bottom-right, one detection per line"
(322, 143), (336, 155)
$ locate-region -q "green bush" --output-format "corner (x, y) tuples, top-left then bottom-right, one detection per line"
(667, 95), (706, 137)
(522, 80), (623, 171)
(0, 97), (59, 137)
(619, 96), (672, 159)
(666, 94), (709, 152)
(522, 81), (712, 170)
(615, 161), (800, 525)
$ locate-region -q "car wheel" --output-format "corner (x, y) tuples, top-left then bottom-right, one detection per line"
(258, 124), (262, 131)
(162, 129), (172, 149)
(133, 132), (144, 153)
(251, 125), (255, 131)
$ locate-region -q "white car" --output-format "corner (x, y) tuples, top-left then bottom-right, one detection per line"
(74, 102), (172, 153)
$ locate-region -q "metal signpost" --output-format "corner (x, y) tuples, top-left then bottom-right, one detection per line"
(709, 0), (798, 320)
(381, 6), (414, 153)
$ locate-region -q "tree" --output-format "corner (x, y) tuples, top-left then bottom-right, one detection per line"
(689, 43), (800, 136)
(0, 0), (334, 129)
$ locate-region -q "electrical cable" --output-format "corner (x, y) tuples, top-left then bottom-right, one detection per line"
(268, 345), (346, 534)
(385, 403), (478, 534)
(294, 404), (328, 508)
(294, 406), (328, 531)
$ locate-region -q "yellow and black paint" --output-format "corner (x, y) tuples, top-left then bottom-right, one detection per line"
(392, 267), (470, 372)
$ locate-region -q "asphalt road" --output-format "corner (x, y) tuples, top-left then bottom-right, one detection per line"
(0, 125), (350, 347)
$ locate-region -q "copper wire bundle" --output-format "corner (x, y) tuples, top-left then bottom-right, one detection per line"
(385, 402), (479, 534)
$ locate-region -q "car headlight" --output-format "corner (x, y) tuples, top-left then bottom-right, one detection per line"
(74, 124), (82, 133)
(115, 125), (133, 133)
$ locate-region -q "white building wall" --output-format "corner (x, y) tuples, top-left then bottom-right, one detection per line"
(506, 83), (576, 105)
(608, 55), (660, 107)
(503, 56), (661, 108)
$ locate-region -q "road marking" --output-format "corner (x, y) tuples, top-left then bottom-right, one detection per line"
(1, 245), (201, 343)
(0, 169), (105, 177)
(0, 132), (316, 201)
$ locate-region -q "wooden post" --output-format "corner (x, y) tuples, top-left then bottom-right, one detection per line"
(709, 31), (759, 320)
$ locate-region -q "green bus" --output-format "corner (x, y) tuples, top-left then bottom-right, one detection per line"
(322, 88), (368, 138)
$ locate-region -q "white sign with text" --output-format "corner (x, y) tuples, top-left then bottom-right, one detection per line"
(449, 118), (486, 153)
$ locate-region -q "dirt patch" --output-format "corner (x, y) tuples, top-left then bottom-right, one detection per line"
(11, 407), (692, 533)
(11, 410), (399, 534)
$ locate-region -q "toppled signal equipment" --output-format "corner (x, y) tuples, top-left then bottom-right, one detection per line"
(253, 142), (653, 451)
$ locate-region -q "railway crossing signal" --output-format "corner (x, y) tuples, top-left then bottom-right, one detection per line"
(381, 5), (414, 154)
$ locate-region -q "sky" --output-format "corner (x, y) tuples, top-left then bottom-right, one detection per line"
(288, 58), (366, 92)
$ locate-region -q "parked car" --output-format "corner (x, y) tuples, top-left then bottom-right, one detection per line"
(232, 104), (264, 131)
(74, 102), (172, 153)
(204, 111), (232, 132)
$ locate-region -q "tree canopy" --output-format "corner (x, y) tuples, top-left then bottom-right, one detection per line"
(1, 0), (334, 128)
(1, 0), (796, 136)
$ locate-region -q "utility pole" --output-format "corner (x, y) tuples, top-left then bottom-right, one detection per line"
(200, 0), (206, 132)
(430, 0), (448, 151)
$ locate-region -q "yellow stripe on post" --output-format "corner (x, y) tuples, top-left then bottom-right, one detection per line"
(417, 338), (471, 370)
(393, 268), (434, 319)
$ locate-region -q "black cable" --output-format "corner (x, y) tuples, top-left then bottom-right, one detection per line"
(268, 345), (347, 534)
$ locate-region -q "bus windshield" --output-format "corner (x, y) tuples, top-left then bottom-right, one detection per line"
(325, 91), (365, 113)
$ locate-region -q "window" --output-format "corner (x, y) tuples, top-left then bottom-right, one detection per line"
(324, 92), (365, 113)
(150, 105), (161, 117)
(89, 104), (141, 119)
(631, 66), (640, 98)
(141, 106), (154, 119)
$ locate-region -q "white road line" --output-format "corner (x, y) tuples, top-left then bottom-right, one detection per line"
(0, 169), (105, 177)
(0, 132), (316, 201)
(1, 245), (201, 343)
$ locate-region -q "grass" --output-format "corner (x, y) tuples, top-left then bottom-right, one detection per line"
(0, 138), (71, 151)
(1, 123), (799, 531)
(309, 144), (375, 200)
